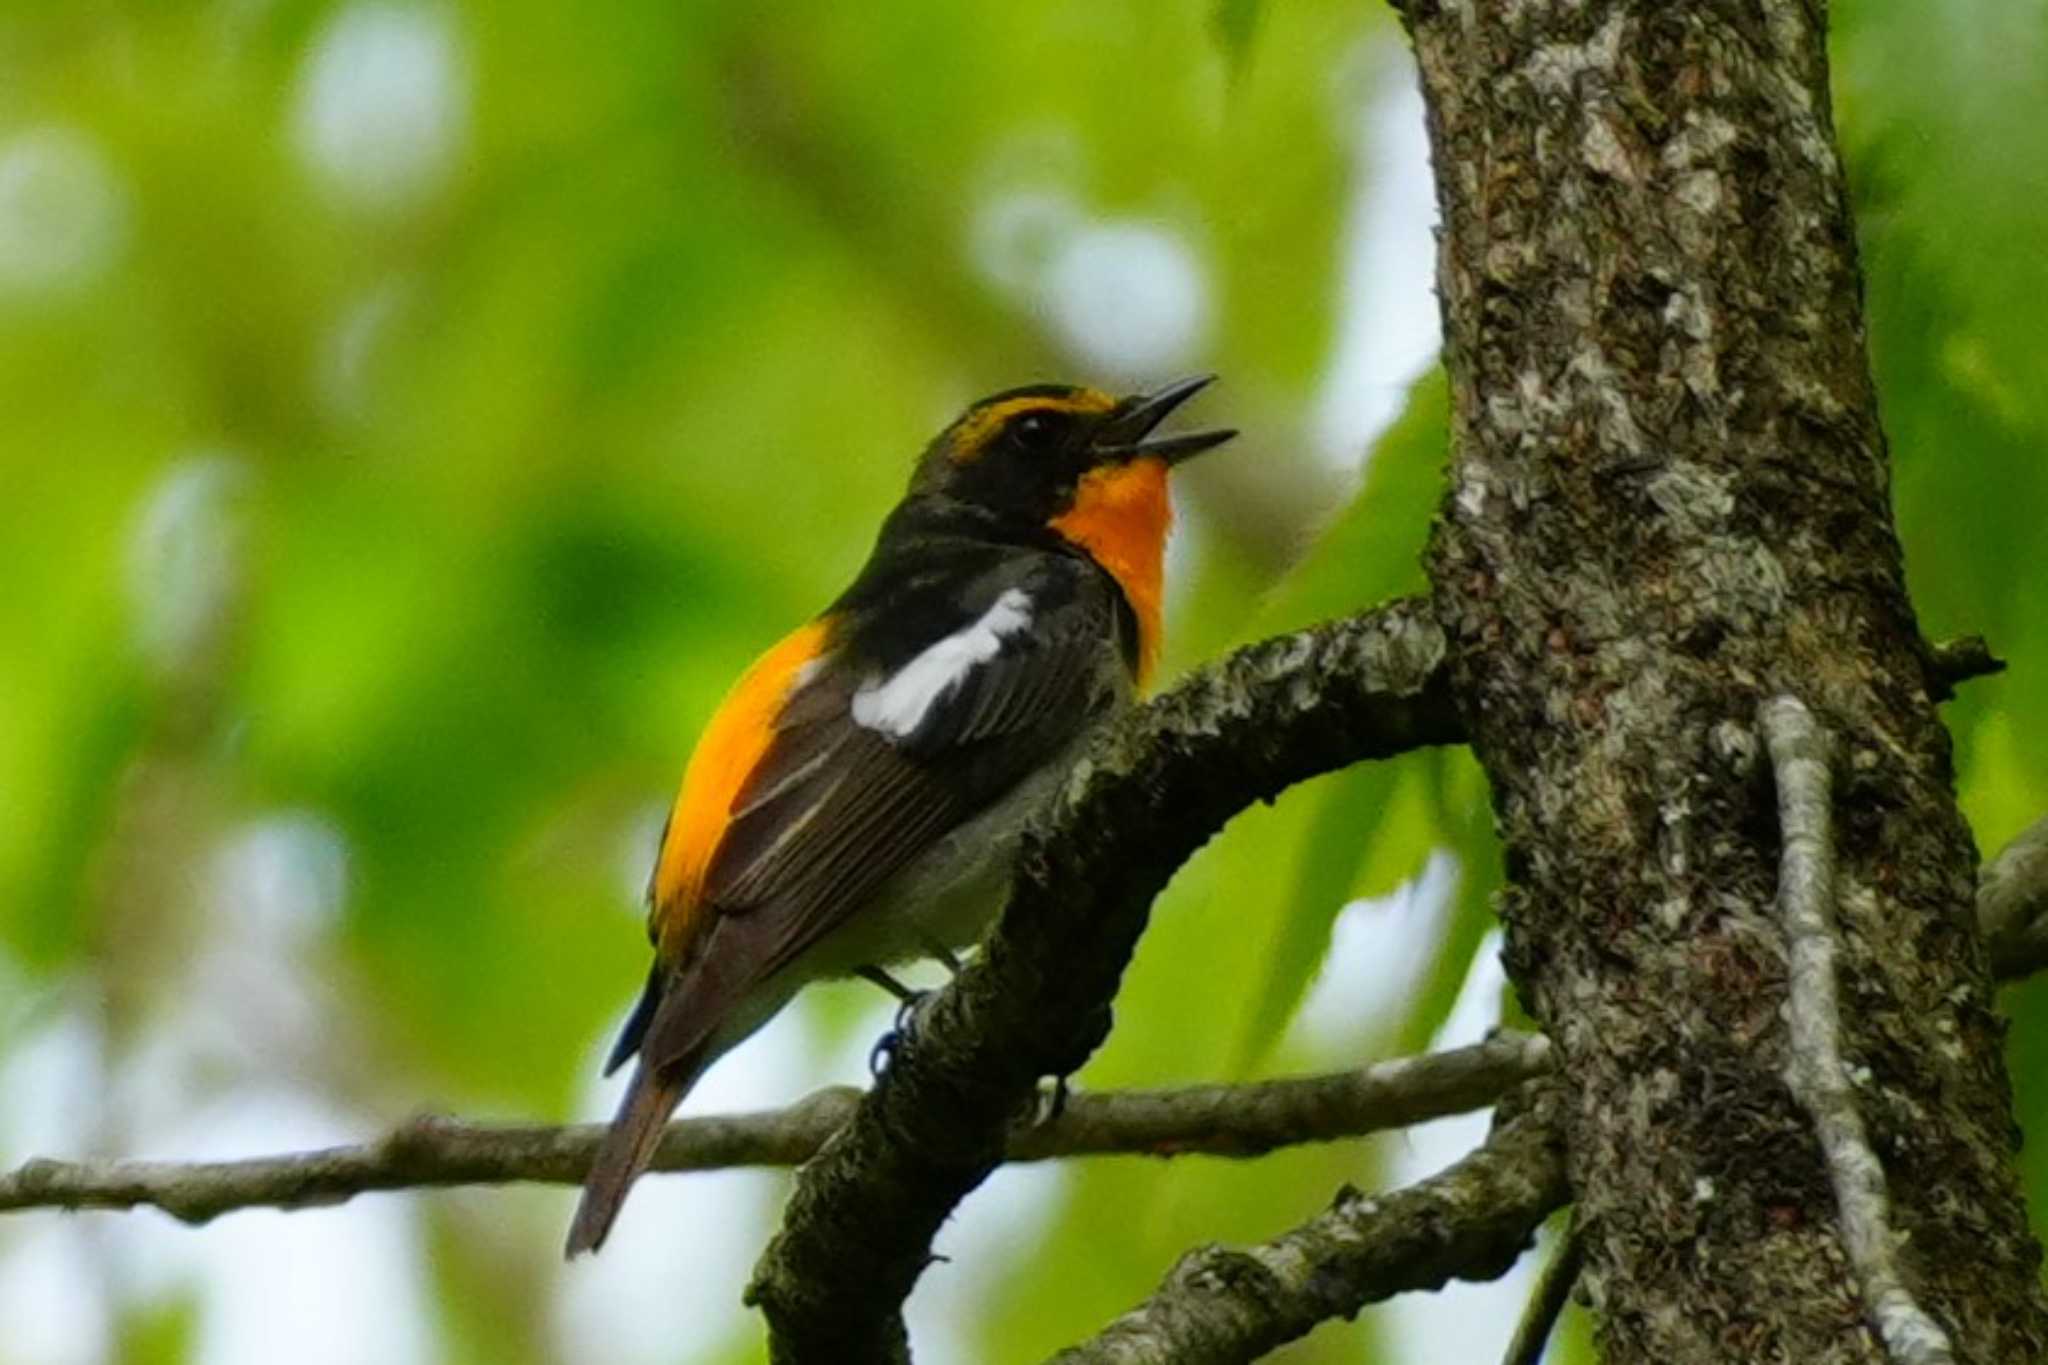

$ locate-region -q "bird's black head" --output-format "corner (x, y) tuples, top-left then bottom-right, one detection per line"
(906, 376), (1234, 530)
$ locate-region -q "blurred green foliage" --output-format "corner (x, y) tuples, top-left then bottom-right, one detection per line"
(1, 0), (2045, 1362)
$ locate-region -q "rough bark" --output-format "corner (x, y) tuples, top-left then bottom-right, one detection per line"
(1401, 2), (2048, 1360)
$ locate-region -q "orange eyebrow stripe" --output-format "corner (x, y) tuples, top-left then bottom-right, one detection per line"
(649, 619), (833, 960)
(1049, 456), (1170, 688)
(950, 389), (1117, 462)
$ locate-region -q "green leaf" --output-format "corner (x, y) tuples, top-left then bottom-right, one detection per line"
(1232, 762), (1414, 1068)
(1220, 369), (1452, 1065)
(113, 1291), (199, 1365)
(1211, 0), (1263, 78)
(10, 635), (147, 969)
(1257, 367), (1447, 633)
(1392, 747), (1502, 1056)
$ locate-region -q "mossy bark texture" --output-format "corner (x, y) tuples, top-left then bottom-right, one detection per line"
(1403, 1), (2048, 1359)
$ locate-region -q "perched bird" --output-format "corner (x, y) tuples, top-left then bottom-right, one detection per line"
(566, 376), (1234, 1255)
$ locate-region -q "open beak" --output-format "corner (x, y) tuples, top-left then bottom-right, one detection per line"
(1093, 375), (1237, 465)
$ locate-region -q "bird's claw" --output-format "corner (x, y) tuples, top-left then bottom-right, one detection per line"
(868, 989), (933, 1078)
(867, 1031), (899, 1078)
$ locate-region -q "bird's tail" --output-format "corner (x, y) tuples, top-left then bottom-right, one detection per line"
(564, 1055), (698, 1257)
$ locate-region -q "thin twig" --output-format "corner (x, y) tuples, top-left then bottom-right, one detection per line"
(1045, 1084), (1569, 1365)
(0, 1032), (1547, 1225)
(1761, 696), (1956, 1365)
(1925, 635), (2004, 698)
(1979, 813), (2048, 983)
(1501, 1222), (1583, 1365)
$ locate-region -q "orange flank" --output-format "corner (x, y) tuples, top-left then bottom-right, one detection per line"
(1050, 456), (1170, 687)
(649, 619), (833, 957)
(949, 389), (1116, 461)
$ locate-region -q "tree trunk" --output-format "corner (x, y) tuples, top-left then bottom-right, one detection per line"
(1401, 1), (2048, 1359)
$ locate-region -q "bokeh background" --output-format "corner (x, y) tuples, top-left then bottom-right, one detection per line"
(1, 1), (2044, 1361)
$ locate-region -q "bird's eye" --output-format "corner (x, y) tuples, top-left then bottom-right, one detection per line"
(1010, 411), (1060, 451)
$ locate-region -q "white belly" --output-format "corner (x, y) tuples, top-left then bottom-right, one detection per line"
(796, 733), (1090, 978)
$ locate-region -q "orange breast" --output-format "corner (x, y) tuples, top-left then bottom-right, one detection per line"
(649, 619), (831, 959)
(1049, 456), (1170, 687)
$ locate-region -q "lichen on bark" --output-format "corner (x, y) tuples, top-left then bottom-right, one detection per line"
(1400, 0), (2048, 1359)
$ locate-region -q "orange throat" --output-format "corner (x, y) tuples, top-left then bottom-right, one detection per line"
(1050, 457), (1170, 687)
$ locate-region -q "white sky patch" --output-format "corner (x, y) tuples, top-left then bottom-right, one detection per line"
(1039, 220), (1212, 381)
(0, 124), (128, 296)
(1376, 930), (1541, 1361)
(8, 813), (394, 1365)
(318, 276), (410, 419)
(909, 1148), (1069, 1364)
(111, 1090), (437, 1365)
(555, 988), (843, 1365)
(0, 1004), (104, 1166)
(971, 187), (1084, 299)
(292, 3), (469, 215)
(0, 1005), (109, 1362)
(206, 812), (350, 943)
(853, 589), (1034, 738)
(1310, 46), (1443, 466)
(1288, 851), (1459, 1054)
(94, 809), (351, 1151)
(966, 121), (1214, 386)
(122, 812), (352, 1128)
(0, 1225), (111, 1365)
(128, 452), (251, 676)
(2, 1002), (435, 1365)
(1285, 862), (1533, 1357)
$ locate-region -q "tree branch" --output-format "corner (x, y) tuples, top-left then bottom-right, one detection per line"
(1924, 634), (2004, 699)
(1980, 813), (2048, 983)
(0, 1032), (1546, 1225)
(1762, 696), (1956, 1365)
(1046, 1084), (1569, 1365)
(1031, 819), (2048, 1363)
(1501, 1222), (1583, 1365)
(744, 598), (1459, 1363)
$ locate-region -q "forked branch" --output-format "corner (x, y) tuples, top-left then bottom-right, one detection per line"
(1047, 1084), (1569, 1365)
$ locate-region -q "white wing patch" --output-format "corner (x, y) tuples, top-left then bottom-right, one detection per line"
(851, 589), (1034, 739)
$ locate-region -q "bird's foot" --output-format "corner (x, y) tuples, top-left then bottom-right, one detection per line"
(867, 987), (934, 1078)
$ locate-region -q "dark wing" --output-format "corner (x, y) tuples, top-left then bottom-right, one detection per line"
(628, 551), (1128, 1077)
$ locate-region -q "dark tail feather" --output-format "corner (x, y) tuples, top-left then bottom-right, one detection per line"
(565, 1060), (693, 1257)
